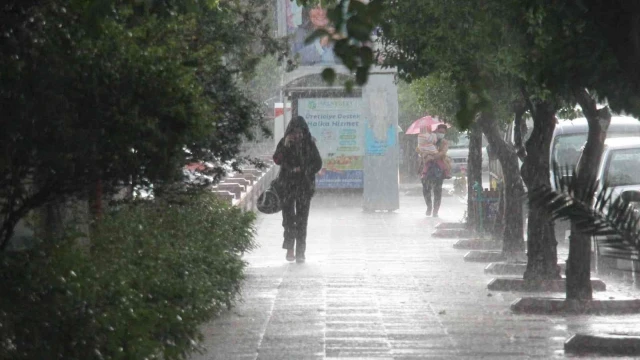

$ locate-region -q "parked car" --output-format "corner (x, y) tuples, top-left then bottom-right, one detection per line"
(496, 116), (640, 241)
(447, 134), (489, 175)
(549, 116), (640, 191)
(501, 116), (640, 183)
(576, 136), (640, 273)
(550, 117), (640, 242)
(577, 137), (640, 207)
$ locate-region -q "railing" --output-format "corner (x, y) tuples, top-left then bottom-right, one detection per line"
(211, 155), (280, 212)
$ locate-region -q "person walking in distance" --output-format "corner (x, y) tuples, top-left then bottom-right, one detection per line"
(273, 116), (323, 263)
(419, 124), (450, 217)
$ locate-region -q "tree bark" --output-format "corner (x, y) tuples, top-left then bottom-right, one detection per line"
(467, 123), (483, 230)
(566, 89), (612, 300)
(477, 111), (525, 258)
(492, 181), (506, 239)
(522, 101), (561, 280)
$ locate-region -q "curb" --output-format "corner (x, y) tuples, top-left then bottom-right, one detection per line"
(565, 334), (640, 355)
(432, 228), (474, 238)
(463, 251), (506, 263)
(487, 278), (606, 292)
(453, 238), (501, 250)
(484, 261), (567, 276)
(484, 262), (527, 276)
(435, 222), (467, 230)
(511, 298), (640, 314)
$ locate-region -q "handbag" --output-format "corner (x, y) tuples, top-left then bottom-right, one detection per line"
(257, 178), (283, 214)
(425, 161), (444, 180)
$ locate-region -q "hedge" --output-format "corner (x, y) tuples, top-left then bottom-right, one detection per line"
(0, 192), (256, 360)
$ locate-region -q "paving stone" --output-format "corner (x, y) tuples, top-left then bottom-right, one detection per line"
(190, 192), (640, 360)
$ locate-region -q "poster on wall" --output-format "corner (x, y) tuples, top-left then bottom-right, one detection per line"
(284, 1), (341, 66)
(365, 87), (397, 156)
(298, 98), (365, 188)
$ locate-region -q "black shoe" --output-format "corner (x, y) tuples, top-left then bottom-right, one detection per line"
(432, 213), (439, 218)
(296, 256), (305, 263)
(426, 208), (432, 216)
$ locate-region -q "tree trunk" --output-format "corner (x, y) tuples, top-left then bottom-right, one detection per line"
(493, 181), (506, 239)
(566, 89), (612, 300)
(43, 201), (64, 241)
(522, 101), (561, 280)
(467, 123), (483, 230)
(477, 112), (525, 258)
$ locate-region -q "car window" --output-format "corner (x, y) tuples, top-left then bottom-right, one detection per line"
(450, 136), (470, 148)
(553, 131), (640, 169)
(605, 148), (640, 187)
(552, 134), (586, 168)
(449, 134), (487, 148)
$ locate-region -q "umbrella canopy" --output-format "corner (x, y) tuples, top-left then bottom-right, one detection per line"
(405, 115), (450, 134)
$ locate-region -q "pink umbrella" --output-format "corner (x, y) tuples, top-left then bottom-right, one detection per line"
(405, 116), (449, 134)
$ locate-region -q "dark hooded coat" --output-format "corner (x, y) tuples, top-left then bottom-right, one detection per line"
(273, 116), (323, 196)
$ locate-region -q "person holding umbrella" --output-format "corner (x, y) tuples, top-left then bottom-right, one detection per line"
(420, 124), (450, 217)
(406, 117), (451, 217)
(417, 125), (452, 178)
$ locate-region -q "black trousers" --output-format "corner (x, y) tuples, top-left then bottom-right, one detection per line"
(281, 193), (312, 257)
(422, 176), (444, 215)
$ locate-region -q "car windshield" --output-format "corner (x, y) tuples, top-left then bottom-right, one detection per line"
(450, 136), (470, 148)
(448, 134), (487, 148)
(605, 148), (640, 187)
(553, 131), (640, 168)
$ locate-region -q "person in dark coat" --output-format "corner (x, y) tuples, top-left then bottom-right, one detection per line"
(273, 116), (323, 263)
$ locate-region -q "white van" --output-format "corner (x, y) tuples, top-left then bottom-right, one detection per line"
(495, 116), (640, 241)
(577, 137), (640, 273)
(549, 117), (640, 191)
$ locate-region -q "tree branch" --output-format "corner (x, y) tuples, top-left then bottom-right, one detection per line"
(520, 86), (536, 119)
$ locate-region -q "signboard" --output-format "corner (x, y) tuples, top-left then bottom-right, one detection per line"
(282, 1), (340, 66)
(298, 98), (365, 188)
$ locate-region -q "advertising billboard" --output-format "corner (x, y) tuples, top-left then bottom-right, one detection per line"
(284, 2), (340, 66)
(298, 98), (364, 188)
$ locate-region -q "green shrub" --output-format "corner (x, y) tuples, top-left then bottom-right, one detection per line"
(0, 192), (256, 360)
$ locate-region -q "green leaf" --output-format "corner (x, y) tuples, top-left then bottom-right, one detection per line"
(345, 79), (355, 93)
(348, 1), (368, 14)
(321, 68), (336, 84)
(346, 18), (372, 42)
(327, 6), (344, 26)
(359, 46), (374, 67)
(355, 67), (368, 85)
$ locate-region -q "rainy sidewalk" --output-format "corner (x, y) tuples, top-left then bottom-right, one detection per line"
(191, 191), (640, 360)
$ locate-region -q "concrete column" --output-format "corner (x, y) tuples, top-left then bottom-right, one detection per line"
(362, 68), (400, 211)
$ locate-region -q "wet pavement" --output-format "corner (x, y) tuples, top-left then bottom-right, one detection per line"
(191, 189), (640, 360)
